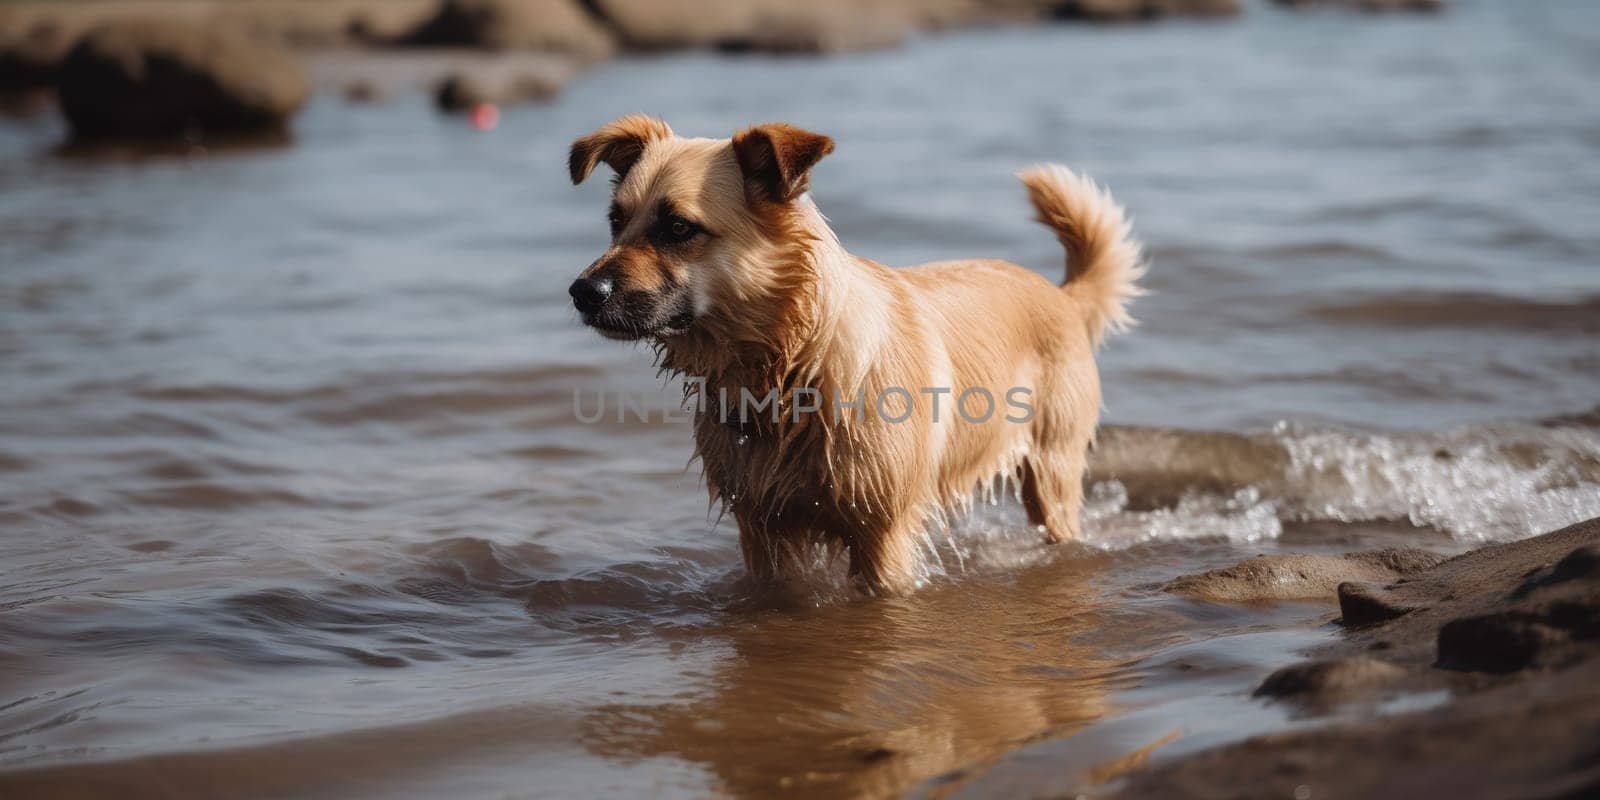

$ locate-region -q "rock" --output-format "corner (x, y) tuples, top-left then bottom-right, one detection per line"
(588, 0), (798, 51)
(1338, 580), (1418, 625)
(1362, 0), (1445, 10)
(1271, 0), (1443, 11)
(0, 20), (73, 91)
(434, 68), (558, 111)
(1116, 518), (1600, 800)
(713, 4), (912, 54)
(200, 1), (439, 48)
(1119, 657), (1600, 800)
(1436, 612), (1565, 674)
(56, 19), (308, 140)
(1512, 543), (1600, 598)
(435, 72), (492, 110)
(343, 79), (385, 103)
(1254, 657), (1407, 700)
(1164, 548), (1445, 603)
(399, 0), (614, 60)
(588, 0), (968, 53)
(1048, 0), (1242, 21)
(1434, 543), (1600, 673)
(507, 71), (559, 102)
(344, 15), (383, 45)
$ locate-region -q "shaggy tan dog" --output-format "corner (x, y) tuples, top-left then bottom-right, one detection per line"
(568, 116), (1143, 594)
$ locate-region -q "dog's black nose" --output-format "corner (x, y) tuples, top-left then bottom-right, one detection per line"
(569, 276), (613, 315)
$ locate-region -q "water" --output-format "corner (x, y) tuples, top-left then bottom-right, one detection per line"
(3, 1), (1600, 796)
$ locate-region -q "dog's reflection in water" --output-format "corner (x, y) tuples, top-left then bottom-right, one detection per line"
(580, 557), (1120, 799)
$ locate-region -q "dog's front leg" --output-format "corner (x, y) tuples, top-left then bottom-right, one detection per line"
(735, 511), (785, 583)
(847, 517), (920, 596)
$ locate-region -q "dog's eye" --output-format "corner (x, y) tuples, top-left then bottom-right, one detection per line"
(607, 207), (625, 237)
(656, 216), (702, 245)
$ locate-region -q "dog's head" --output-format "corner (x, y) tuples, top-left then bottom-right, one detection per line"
(566, 116), (833, 341)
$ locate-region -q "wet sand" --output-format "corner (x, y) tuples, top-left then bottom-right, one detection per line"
(1112, 518), (1600, 799)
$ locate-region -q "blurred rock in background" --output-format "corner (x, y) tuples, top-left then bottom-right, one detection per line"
(434, 68), (557, 110)
(584, 0), (967, 54)
(1271, 0), (1443, 11)
(397, 0), (615, 60)
(57, 18), (308, 140)
(0, 18), (73, 92)
(1046, 0), (1241, 21)
(0, 0), (1446, 140)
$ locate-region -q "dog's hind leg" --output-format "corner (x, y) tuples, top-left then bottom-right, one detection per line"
(1021, 450), (1085, 544)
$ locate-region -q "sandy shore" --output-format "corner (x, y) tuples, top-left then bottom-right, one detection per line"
(1114, 517), (1600, 799)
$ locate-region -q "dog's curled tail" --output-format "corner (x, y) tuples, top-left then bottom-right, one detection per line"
(1018, 163), (1146, 347)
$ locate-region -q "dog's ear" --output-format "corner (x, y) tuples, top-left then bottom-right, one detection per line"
(569, 115), (673, 185)
(731, 123), (834, 203)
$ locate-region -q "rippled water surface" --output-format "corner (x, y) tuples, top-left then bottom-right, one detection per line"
(3, 1), (1600, 797)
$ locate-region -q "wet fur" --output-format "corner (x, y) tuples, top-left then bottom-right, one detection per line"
(570, 116), (1144, 594)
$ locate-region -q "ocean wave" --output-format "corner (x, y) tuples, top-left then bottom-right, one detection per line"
(1091, 420), (1600, 544)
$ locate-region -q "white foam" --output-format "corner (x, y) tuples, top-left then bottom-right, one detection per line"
(1082, 482), (1285, 549)
(1274, 422), (1600, 541)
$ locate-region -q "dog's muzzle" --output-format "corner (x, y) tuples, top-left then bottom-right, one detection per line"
(569, 276), (612, 315)
(569, 273), (694, 340)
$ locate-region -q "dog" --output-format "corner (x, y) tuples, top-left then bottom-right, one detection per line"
(568, 116), (1143, 594)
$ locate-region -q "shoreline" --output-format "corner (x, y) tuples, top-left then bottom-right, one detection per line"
(1109, 517), (1600, 798)
(2, 0), (1439, 107)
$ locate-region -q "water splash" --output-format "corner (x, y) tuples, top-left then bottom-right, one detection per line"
(1273, 422), (1600, 541)
(1091, 420), (1600, 544)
